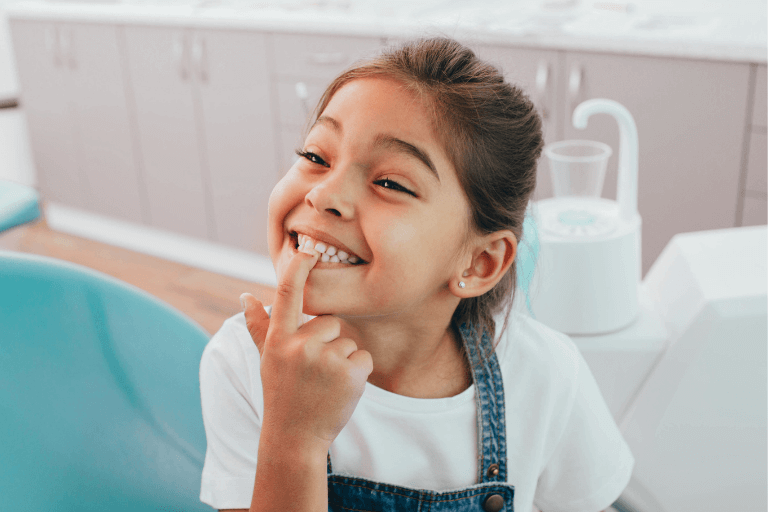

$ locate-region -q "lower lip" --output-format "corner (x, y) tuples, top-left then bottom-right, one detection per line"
(312, 261), (363, 270)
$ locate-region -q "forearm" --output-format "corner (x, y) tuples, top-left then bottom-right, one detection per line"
(250, 425), (329, 512)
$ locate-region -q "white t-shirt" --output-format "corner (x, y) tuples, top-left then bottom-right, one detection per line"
(199, 306), (634, 512)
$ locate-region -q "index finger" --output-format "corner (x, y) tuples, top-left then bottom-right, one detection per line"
(269, 244), (320, 336)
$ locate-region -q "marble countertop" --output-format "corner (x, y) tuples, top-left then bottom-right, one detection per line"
(4, 0), (767, 63)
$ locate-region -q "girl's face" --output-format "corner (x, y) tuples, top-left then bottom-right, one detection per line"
(267, 77), (473, 319)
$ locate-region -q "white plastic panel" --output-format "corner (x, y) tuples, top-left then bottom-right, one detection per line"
(620, 225), (767, 512)
(573, 282), (668, 423)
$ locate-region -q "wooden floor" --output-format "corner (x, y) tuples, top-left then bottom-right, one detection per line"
(0, 217), (276, 336)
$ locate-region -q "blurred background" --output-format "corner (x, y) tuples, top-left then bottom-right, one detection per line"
(0, 1), (765, 333)
(0, 2), (765, 510)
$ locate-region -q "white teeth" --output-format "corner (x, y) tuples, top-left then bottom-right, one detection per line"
(294, 233), (361, 264)
(300, 239), (316, 254)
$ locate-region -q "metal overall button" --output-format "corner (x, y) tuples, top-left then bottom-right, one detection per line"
(486, 463), (499, 478)
(483, 494), (504, 512)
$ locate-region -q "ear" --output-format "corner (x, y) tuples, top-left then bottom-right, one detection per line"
(451, 230), (517, 298)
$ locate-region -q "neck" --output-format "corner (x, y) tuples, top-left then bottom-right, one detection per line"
(335, 303), (472, 399)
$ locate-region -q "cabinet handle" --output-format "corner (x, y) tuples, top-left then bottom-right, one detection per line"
(535, 60), (549, 120)
(307, 52), (346, 66)
(192, 35), (208, 83)
(295, 81), (311, 118)
(55, 27), (75, 69)
(568, 64), (582, 101)
(174, 33), (189, 81)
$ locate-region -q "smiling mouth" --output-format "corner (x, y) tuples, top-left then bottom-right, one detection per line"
(290, 232), (367, 265)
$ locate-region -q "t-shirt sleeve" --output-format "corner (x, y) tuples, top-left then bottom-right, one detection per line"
(199, 314), (263, 510)
(533, 343), (635, 512)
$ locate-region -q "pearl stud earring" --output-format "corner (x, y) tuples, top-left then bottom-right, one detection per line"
(458, 281), (466, 289)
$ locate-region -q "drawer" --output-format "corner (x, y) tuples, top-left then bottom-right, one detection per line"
(276, 78), (326, 127)
(271, 33), (382, 81)
(753, 65), (767, 128)
(746, 130), (767, 194)
(742, 194), (767, 226)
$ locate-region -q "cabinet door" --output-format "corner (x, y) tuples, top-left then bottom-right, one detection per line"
(66, 23), (144, 224)
(123, 25), (211, 240)
(9, 20), (85, 208)
(194, 29), (276, 254)
(471, 45), (562, 147)
(471, 45), (562, 204)
(272, 33), (383, 175)
(561, 52), (750, 277)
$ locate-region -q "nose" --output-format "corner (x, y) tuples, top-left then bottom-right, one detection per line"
(305, 165), (357, 219)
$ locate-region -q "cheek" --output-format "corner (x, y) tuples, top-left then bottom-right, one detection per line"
(267, 173), (303, 255)
(376, 218), (418, 253)
(267, 175), (291, 221)
(373, 219), (440, 286)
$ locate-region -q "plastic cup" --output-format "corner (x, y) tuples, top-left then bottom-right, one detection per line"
(544, 140), (612, 198)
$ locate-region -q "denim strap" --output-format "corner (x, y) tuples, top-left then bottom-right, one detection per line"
(458, 322), (508, 484)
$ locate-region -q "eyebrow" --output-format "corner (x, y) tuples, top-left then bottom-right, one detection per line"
(312, 115), (440, 183)
(373, 135), (440, 183)
(313, 115), (342, 133)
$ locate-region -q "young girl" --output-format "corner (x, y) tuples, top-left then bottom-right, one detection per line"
(199, 37), (634, 512)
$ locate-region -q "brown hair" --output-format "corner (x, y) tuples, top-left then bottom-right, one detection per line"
(309, 37), (543, 345)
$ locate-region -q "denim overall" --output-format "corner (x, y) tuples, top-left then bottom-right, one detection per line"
(327, 323), (515, 512)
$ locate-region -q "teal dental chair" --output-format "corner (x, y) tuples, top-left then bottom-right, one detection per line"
(0, 180), (41, 233)
(0, 251), (213, 511)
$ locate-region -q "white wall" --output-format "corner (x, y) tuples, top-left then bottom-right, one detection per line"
(0, 1), (20, 98)
(0, 0), (32, 185)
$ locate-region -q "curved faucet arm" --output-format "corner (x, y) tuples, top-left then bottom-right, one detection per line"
(572, 99), (639, 222)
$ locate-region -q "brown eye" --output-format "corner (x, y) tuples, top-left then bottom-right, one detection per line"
(296, 149), (330, 167)
(374, 178), (416, 197)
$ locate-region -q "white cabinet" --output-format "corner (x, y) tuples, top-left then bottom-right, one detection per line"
(271, 33), (383, 173)
(560, 52), (751, 277)
(194, 29), (276, 254)
(742, 64), (767, 227)
(122, 26), (276, 253)
(10, 20), (144, 223)
(122, 26), (213, 241)
(9, 14), (763, 266)
(471, 45), (563, 149)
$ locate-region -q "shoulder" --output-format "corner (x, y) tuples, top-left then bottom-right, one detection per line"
(493, 308), (587, 441)
(202, 312), (258, 370)
(200, 312), (263, 407)
(495, 309), (582, 395)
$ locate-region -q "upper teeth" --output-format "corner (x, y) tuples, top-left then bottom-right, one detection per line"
(297, 233), (361, 264)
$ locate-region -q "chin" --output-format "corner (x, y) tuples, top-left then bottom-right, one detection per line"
(301, 292), (336, 317)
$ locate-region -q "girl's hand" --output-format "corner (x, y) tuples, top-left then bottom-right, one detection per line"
(240, 249), (373, 453)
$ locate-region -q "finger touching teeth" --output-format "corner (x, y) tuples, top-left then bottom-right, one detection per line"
(299, 239), (318, 255)
(294, 232), (364, 265)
